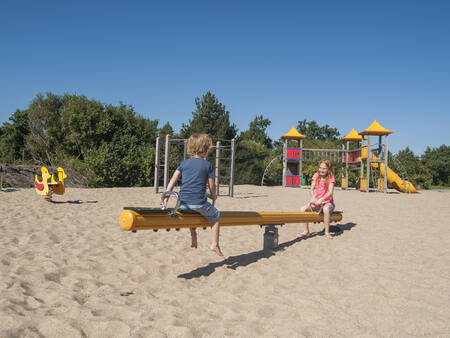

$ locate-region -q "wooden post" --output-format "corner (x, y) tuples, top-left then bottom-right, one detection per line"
(346, 141), (349, 189)
(366, 136), (370, 193)
(163, 135), (171, 191)
(0, 163), (3, 190)
(378, 135), (383, 192)
(183, 139), (187, 160)
(215, 141), (220, 196)
(154, 137), (160, 193)
(360, 140), (364, 190)
(384, 135), (389, 194)
(299, 139), (303, 185)
(229, 139), (235, 197)
(378, 136), (382, 155)
(282, 139), (287, 187)
(341, 141), (348, 189)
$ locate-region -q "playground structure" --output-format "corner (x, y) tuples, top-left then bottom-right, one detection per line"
(342, 121), (417, 193)
(341, 128), (363, 190)
(154, 135), (236, 197)
(281, 127), (306, 187)
(279, 127), (344, 188)
(358, 120), (391, 193)
(264, 121), (418, 193)
(34, 167), (67, 201)
(119, 191), (343, 250)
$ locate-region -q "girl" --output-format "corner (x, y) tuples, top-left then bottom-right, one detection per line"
(297, 159), (336, 239)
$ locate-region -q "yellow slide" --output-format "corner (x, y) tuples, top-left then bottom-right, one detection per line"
(369, 154), (418, 193)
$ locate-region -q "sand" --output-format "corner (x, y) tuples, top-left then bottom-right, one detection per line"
(0, 185), (449, 337)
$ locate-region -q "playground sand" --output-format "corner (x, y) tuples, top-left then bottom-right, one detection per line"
(1, 186), (449, 337)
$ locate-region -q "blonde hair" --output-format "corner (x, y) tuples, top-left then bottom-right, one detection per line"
(187, 133), (212, 157)
(317, 159), (333, 187)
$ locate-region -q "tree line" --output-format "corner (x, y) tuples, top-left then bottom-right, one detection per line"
(0, 92), (448, 189)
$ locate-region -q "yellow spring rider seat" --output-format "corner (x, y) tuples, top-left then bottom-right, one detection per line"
(35, 167), (67, 202)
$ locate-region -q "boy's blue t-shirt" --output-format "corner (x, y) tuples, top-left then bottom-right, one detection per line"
(176, 158), (215, 205)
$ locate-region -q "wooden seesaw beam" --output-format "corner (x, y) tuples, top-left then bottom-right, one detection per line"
(119, 207), (343, 232)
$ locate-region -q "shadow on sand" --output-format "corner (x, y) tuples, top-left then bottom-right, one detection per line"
(234, 192), (269, 199)
(178, 222), (357, 279)
(235, 195), (269, 199)
(0, 188), (19, 192)
(50, 200), (98, 204)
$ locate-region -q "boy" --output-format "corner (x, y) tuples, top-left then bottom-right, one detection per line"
(164, 133), (223, 256)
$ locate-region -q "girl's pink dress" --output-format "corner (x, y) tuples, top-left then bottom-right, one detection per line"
(312, 172), (335, 206)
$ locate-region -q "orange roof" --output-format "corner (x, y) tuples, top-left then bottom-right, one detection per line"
(359, 120), (393, 136)
(341, 128), (362, 141)
(281, 127), (306, 139)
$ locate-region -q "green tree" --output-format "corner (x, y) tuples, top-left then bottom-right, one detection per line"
(390, 147), (432, 189)
(0, 110), (30, 162)
(297, 119), (340, 144)
(422, 145), (450, 186)
(9, 92), (159, 187)
(261, 150), (282, 186)
(58, 94), (112, 160)
(68, 100), (158, 186)
(239, 115), (272, 148)
(81, 137), (156, 187)
(26, 93), (66, 164)
(235, 140), (271, 185)
(158, 122), (174, 138)
(180, 92), (237, 140)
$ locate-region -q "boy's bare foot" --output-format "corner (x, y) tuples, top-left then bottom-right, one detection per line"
(191, 236), (198, 248)
(324, 233), (333, 239)
(210, 245), (224, 256)
(296, 232), (310, 238)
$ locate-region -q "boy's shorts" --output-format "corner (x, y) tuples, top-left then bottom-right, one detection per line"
(179, 201), (220, 223)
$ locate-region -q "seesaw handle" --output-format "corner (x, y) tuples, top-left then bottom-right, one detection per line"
(161, 191), (215, 212)
(205, 193), (216, 206)
(161, 191), (181, 212)
(309, 203), (324, 215)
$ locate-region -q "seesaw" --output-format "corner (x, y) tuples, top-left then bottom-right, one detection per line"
(119, 192), (343, 250)
(119, 209), (343, 231)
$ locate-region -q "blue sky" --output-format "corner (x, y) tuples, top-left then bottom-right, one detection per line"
(1, 0), (449, 155)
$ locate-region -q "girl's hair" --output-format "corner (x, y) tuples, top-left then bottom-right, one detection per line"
(317, 159), (333, 187)
(187, 133), (212, 157)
